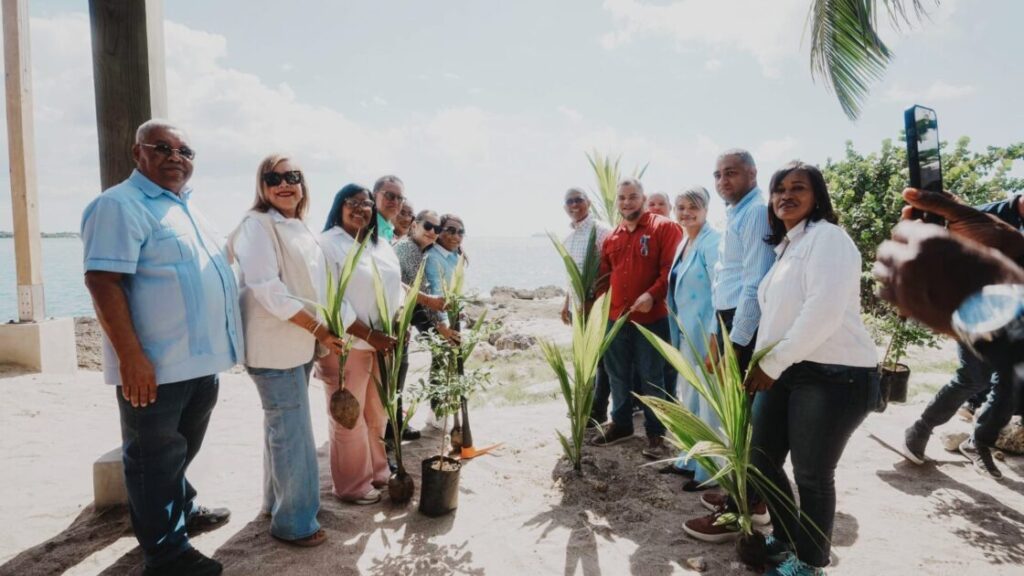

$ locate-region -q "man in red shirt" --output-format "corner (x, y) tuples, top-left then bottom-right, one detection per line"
(592, 178), (683, 458)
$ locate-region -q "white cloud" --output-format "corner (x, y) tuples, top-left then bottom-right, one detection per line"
(883, 81), (978, 103)
(600, 0), (809, 76)
(557, 105), (584, 123)
(601, 0), (964, 78)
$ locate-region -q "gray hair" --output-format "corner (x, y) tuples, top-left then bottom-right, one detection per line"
(717, 148), (756, 169)
(135, 118), (185, 144)
(675, 186), (711, 211)
(648, 191), (670, 204)
(373, 174), (404, 194)
(564, 186), (588, 200)
(617, 178), (644, 194)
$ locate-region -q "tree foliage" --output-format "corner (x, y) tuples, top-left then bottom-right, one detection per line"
(823, 135), (1024, 361)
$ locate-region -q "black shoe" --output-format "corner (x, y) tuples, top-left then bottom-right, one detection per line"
(186, 505), (230, 535)
(657, 464), (695, 478)
(143, 548), (222, 576)
(590, 423), (634, 447)
(902, 424), (929, 465)
(402, 426), (422, 441)
(959, 438), (1003, 479)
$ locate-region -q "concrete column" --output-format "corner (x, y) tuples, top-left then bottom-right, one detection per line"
(89, 0), (167, 190)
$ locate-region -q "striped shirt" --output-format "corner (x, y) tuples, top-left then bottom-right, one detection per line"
(711, 187), (775, 346)
(563, 214), (611, 308)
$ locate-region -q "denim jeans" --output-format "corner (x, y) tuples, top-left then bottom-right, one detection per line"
(249, 362), (321, 541)
(714, 308), (756, 374)
(751, 362), (876, 568)
(589, 359), (611, 424)
(913, 343), (1016, 448)
(604, 317), (675, 437)
(116, 375), (219, 567)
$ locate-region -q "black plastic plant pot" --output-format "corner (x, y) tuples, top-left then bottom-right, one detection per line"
(419, 456), (462, 517)
(881, 363), (911, 404)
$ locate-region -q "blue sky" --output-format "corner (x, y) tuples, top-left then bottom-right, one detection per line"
(1, 0), (1021, 235)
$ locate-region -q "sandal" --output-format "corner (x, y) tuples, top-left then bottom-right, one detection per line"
(273, 528), (327, 548)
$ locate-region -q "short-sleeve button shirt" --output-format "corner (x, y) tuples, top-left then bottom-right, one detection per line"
(80, 169), (244, 385)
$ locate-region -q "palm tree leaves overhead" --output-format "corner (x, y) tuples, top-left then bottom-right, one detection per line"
(807, 0), (932, 119)
(586, 150), (649, 226)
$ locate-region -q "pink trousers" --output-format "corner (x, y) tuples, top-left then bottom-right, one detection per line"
(316, 349), (389, 500)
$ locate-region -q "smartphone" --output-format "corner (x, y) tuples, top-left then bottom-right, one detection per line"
(904, 105), (945, 225)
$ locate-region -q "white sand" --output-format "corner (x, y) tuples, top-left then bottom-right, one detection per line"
(1, 300), (1023, 575)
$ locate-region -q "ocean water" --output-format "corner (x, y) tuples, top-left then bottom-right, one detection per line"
(0, 236), (566, 321)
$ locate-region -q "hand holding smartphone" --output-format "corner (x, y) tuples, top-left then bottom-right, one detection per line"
(904, 105), (947, 225)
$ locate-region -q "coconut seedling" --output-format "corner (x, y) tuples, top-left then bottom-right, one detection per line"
(369, 261), (426, 503)
(635, 321), (814, 570)
(295, 237), (367, 429)
(540, 290), (628, 473)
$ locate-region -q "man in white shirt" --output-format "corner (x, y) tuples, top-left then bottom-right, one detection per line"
(558, 188), (612, 426)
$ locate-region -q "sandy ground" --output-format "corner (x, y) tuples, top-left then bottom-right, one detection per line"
(2, 297), (1023, 575)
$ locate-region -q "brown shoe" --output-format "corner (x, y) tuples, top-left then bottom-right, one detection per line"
(698, 492), (770, 525)
(682, 511), (741, 543)
(590, 423), (634, 446)
(641, 436), (668, 460)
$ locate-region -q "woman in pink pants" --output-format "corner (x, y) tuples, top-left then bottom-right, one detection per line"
(317, 183), (403, 504)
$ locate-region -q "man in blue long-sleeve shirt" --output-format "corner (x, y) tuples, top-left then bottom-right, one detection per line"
(709, 149), (775, 371)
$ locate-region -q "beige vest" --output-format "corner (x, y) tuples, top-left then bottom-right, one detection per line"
(229, 211), (322, 369)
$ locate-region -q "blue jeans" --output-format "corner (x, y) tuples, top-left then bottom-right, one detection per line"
(913, 343), (1017, 448)
(116, 375), (219, 567)
(751, 362), (876, 568)
(604, 317), (675, 437)
(250, 363), (321, 541)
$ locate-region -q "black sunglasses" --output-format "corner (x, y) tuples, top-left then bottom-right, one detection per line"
(442, 226), (466, 236)
(420, 221), (442, 233)
(262, 170), (303, 187)
(565, 197), (586, 206)
(140, 142), (196, 161)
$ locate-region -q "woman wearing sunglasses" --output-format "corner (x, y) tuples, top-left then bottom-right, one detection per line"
(316, 183), (401, 505)
(423, 214), (466, 340)
(388, 210), (447, 441)
(229, 154), (342, 547)
(392, 203), (417, 243)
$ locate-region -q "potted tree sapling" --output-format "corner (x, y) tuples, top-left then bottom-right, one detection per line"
(416, 312), (492, 517)
(876, 312), (930, 407)
(370, 262), (426, 503)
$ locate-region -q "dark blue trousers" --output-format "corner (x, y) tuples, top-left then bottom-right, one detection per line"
(117, 375), (218, 567)
(603, 317), (676, 437)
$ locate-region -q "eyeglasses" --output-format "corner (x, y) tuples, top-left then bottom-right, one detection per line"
(344, 198), (375, 209)
(442, 226), (466, 236)
(262, 170), (303, 187)
(139, 142), (196, 160)
(565, 197), (587, 206)
(381, 190), (405, 204)
(420, 221), (442, 233)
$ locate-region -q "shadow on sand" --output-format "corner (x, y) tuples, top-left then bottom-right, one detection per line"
(0, 504), (132, 576)
(877, 457), (1024, 566)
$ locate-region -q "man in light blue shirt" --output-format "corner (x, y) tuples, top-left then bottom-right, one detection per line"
(81, 119), (242, 576)
(710, 149), (775, 371)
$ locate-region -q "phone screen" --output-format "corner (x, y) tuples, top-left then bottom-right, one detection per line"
(904, 105), (945, 224)
(912, 107), (942, 193)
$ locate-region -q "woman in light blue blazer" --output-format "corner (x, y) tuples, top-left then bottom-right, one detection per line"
(665, 186), (722, 491)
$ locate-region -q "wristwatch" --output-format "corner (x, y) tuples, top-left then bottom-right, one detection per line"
(951, 284), (1024, 366)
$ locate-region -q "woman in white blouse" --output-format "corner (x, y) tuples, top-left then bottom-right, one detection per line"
(745, 161), (879, 575)
(231, 154), (346, 547)
(317, 183), (401, 506)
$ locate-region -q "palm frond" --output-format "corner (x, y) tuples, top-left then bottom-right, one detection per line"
(806, 0), (933, 120)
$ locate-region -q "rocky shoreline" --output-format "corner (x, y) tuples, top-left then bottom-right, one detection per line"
(73, 285), (568, 371)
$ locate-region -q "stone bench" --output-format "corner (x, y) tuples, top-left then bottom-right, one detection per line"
(94, 447), (127, 509)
